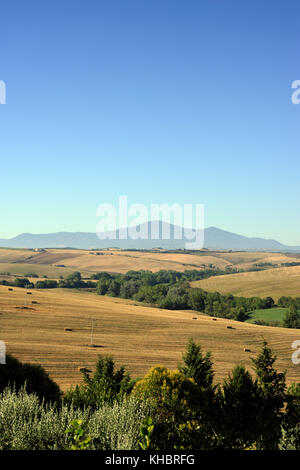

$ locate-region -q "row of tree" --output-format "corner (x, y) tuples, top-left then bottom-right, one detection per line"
(277, 297), (300, 329)
(91, 267), (239, 284)
(3, 269), (300, 326)
(63, 339), (300, 450)
(2, 340), (299, 449)
(0, 272), (95, 290)
(95, 270), (275, 321)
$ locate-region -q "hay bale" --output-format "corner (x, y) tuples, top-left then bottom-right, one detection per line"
(64, 328), (72, 332)
(244, 348), (251, 352)
(8, 288), (13, 291)
(78, 367), (91, 373)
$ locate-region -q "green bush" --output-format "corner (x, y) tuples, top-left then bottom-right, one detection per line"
(0, 387), (85, 450)
(0, 387), (151, 450)
(64, 355), (135, 409)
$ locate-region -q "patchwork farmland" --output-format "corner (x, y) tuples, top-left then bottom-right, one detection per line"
(0, 284), (299, 392)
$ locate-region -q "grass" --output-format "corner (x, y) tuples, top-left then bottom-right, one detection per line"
(1, 285), (300, 392)
(246, 307), (288, 325)
(191, 266), (300, 301)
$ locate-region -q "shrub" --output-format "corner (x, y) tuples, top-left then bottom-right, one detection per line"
(64, 355), (134, 409)
(251, 341), (287, 449)
(281, 383), (300, 449)
(0, 387), (86, 450)
(14, 278), (33, 288)
(0, 354), (61, 403)
(216, 365), (261, 449)
(132, 366), (201, 419)
(0, 387), (151, 450)
(131, 365), (208, 449)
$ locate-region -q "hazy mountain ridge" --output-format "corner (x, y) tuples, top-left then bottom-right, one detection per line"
(0, 223), (299, 252)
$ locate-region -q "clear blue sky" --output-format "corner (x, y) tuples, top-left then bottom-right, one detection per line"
(0, 0), (299, 244)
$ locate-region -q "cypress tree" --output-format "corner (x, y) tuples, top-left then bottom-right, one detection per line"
(251, 340), (286, 449)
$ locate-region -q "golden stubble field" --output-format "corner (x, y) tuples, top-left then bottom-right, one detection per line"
(0, 247), (297, 276)
(1, 285), (299, 392)
(191, 266), (300, 301)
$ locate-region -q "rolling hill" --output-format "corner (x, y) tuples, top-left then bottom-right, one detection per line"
(0, 247), (298, 276)
(1, 285), (299, 392)
(191, 266), (300, 301)
(1, 223), (300, 251)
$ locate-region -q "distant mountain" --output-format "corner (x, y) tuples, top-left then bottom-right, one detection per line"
(0, 222), (299, 252)
(204, 227), (298, 251)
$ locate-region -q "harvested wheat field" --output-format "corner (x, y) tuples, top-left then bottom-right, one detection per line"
(0, 247), (297, 277)
(1, 285), (299, 392)
(191, 266), (300, 301)
(0, 248), (34, 263)
(0, 262), (86, 279)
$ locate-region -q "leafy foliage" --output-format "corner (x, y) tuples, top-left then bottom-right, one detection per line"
(216, 365), (262, 449)
(94, 269), (275, 321)
(65, 419), (91, 450)
(282, 304), (300, 328)
(0, 341), (298, 450)
(251, 341), (287, 449)
(0, 387), (150, 450)
(64, 355), (135, 409)
(138, 417), (155, 450)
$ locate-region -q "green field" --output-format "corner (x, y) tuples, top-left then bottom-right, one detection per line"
(246, 307), (287, 325)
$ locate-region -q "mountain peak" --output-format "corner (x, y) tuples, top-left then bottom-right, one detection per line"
(0, 224), (299, 251)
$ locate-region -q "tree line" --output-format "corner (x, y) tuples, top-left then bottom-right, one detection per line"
(3, 269), (300, 326)
(0, 340), (299, 450)
(278, 296), (300, 328)
(94, 269), (275, 322)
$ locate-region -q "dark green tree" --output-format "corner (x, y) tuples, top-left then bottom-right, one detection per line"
(283, 304), (300, 329)
(179, 339), (214, 393)
(107, 280), (121, 297)
(251, 341), (286, 449)
(120, 279), (141, 299)
(158, 284), (188, 310)
(0, 354), (61, 403)
(188, 289), (205, 312)
(282, 382), (300, 449)
(14, 278), (33, 288)
(64, 355), (134, 409)
(96, 278), (109, 295)
(217, 365), (261, 449)
(178, 338), (218, 440)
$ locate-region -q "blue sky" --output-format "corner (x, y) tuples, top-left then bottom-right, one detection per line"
(0, 0), (299, 244)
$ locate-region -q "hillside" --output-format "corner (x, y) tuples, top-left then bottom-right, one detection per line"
(0, 285), (299, 392)
(191, 266), (300, 301)
(0, 247), (298, 277)
(1, 223), (300, 251)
